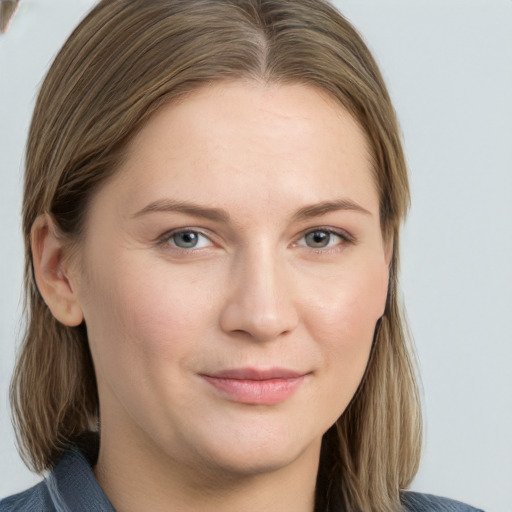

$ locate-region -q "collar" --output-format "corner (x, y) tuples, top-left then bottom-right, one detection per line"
(44, 438), (116, 512)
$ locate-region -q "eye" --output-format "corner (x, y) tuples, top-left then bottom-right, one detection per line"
(162, 230), (213, 249)
(298, 228), (350, 250)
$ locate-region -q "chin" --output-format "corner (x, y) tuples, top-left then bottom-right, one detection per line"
(184, 426), (321, 480)
(198, 449), (303, 480)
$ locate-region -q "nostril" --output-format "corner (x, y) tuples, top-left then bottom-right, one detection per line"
(219, 296), (299, 343)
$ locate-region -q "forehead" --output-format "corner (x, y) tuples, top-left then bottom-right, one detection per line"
(96, 80), (378, 223)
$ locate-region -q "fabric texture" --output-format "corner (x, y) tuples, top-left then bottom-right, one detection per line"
(400, 492), (484, 512)
(1, 440), (483, 512)
(0, 447), (115, 512)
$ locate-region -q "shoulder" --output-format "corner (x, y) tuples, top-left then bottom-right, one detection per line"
(0, 481), (55, 512)
(1, 439), (115, 512)
(401, 491), (484, 512)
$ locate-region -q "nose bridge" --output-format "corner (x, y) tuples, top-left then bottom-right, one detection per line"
(219, 242), (298, 342)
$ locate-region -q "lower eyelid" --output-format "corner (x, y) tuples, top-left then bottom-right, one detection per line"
(156, 227), (354, 251)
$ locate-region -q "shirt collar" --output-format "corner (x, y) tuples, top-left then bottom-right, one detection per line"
(44, 441), (116, 512)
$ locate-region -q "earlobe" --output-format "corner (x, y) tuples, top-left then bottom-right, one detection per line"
(380, 233), (394, 318)
(31, 214), (84, 327)
(384, 232), (394, 268)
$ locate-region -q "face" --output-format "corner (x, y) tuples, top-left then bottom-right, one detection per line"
(73, 81), (390, 480)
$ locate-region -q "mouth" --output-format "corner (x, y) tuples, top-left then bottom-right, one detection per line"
(200, 367), (309, 405)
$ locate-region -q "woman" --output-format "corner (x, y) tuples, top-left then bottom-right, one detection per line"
(1, 1), (482, 511)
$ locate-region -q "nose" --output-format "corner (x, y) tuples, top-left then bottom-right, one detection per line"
(219, 249), (299, 342)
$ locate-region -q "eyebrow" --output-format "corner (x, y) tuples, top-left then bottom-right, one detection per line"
(132, 198), (371, 222)
(132, 199), (230, 222)
(292, 199), (372, 221)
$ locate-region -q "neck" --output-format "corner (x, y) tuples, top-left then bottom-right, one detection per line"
(95, 421), (321, 512)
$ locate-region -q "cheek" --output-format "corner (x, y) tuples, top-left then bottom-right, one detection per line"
(300, 258), (388, 409)
(303, 256), (388, 342)
(79, 257), (214, 383)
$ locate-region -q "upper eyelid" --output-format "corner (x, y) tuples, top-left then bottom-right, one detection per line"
(299, 226), (355, 242)
(157, 228), (214, 245)
(155, 225), (355, 246)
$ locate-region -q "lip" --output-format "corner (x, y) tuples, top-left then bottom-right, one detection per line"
(200, 367), (309, 405)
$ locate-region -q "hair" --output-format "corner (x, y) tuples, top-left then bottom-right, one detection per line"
(11, 1), (421, 510)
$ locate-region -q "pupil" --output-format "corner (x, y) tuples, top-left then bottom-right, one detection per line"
(174, 232), (198, 248)
(307, 231), (329, 248)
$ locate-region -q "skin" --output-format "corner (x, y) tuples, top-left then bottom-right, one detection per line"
(33, 81), (391, 512)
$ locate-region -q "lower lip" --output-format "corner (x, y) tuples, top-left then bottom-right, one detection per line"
(202, 375), (305, 405)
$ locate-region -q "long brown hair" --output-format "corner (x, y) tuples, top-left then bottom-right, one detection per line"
(11, 1), (421, 510)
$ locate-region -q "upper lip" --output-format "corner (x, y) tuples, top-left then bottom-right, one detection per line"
(201, 367), (308, 380)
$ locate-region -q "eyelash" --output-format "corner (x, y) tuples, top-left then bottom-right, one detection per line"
(296, 227), (355, 253)
(157, 226), (355, 254)
(157, 229), (214, 252)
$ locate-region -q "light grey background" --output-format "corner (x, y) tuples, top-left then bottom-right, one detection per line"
(1, 1), (510, 510)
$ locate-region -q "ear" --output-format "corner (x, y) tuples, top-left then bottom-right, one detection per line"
(379, 232), (394, 317)
(383, 229), (394, 267)
(31, 214), (84, 327)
